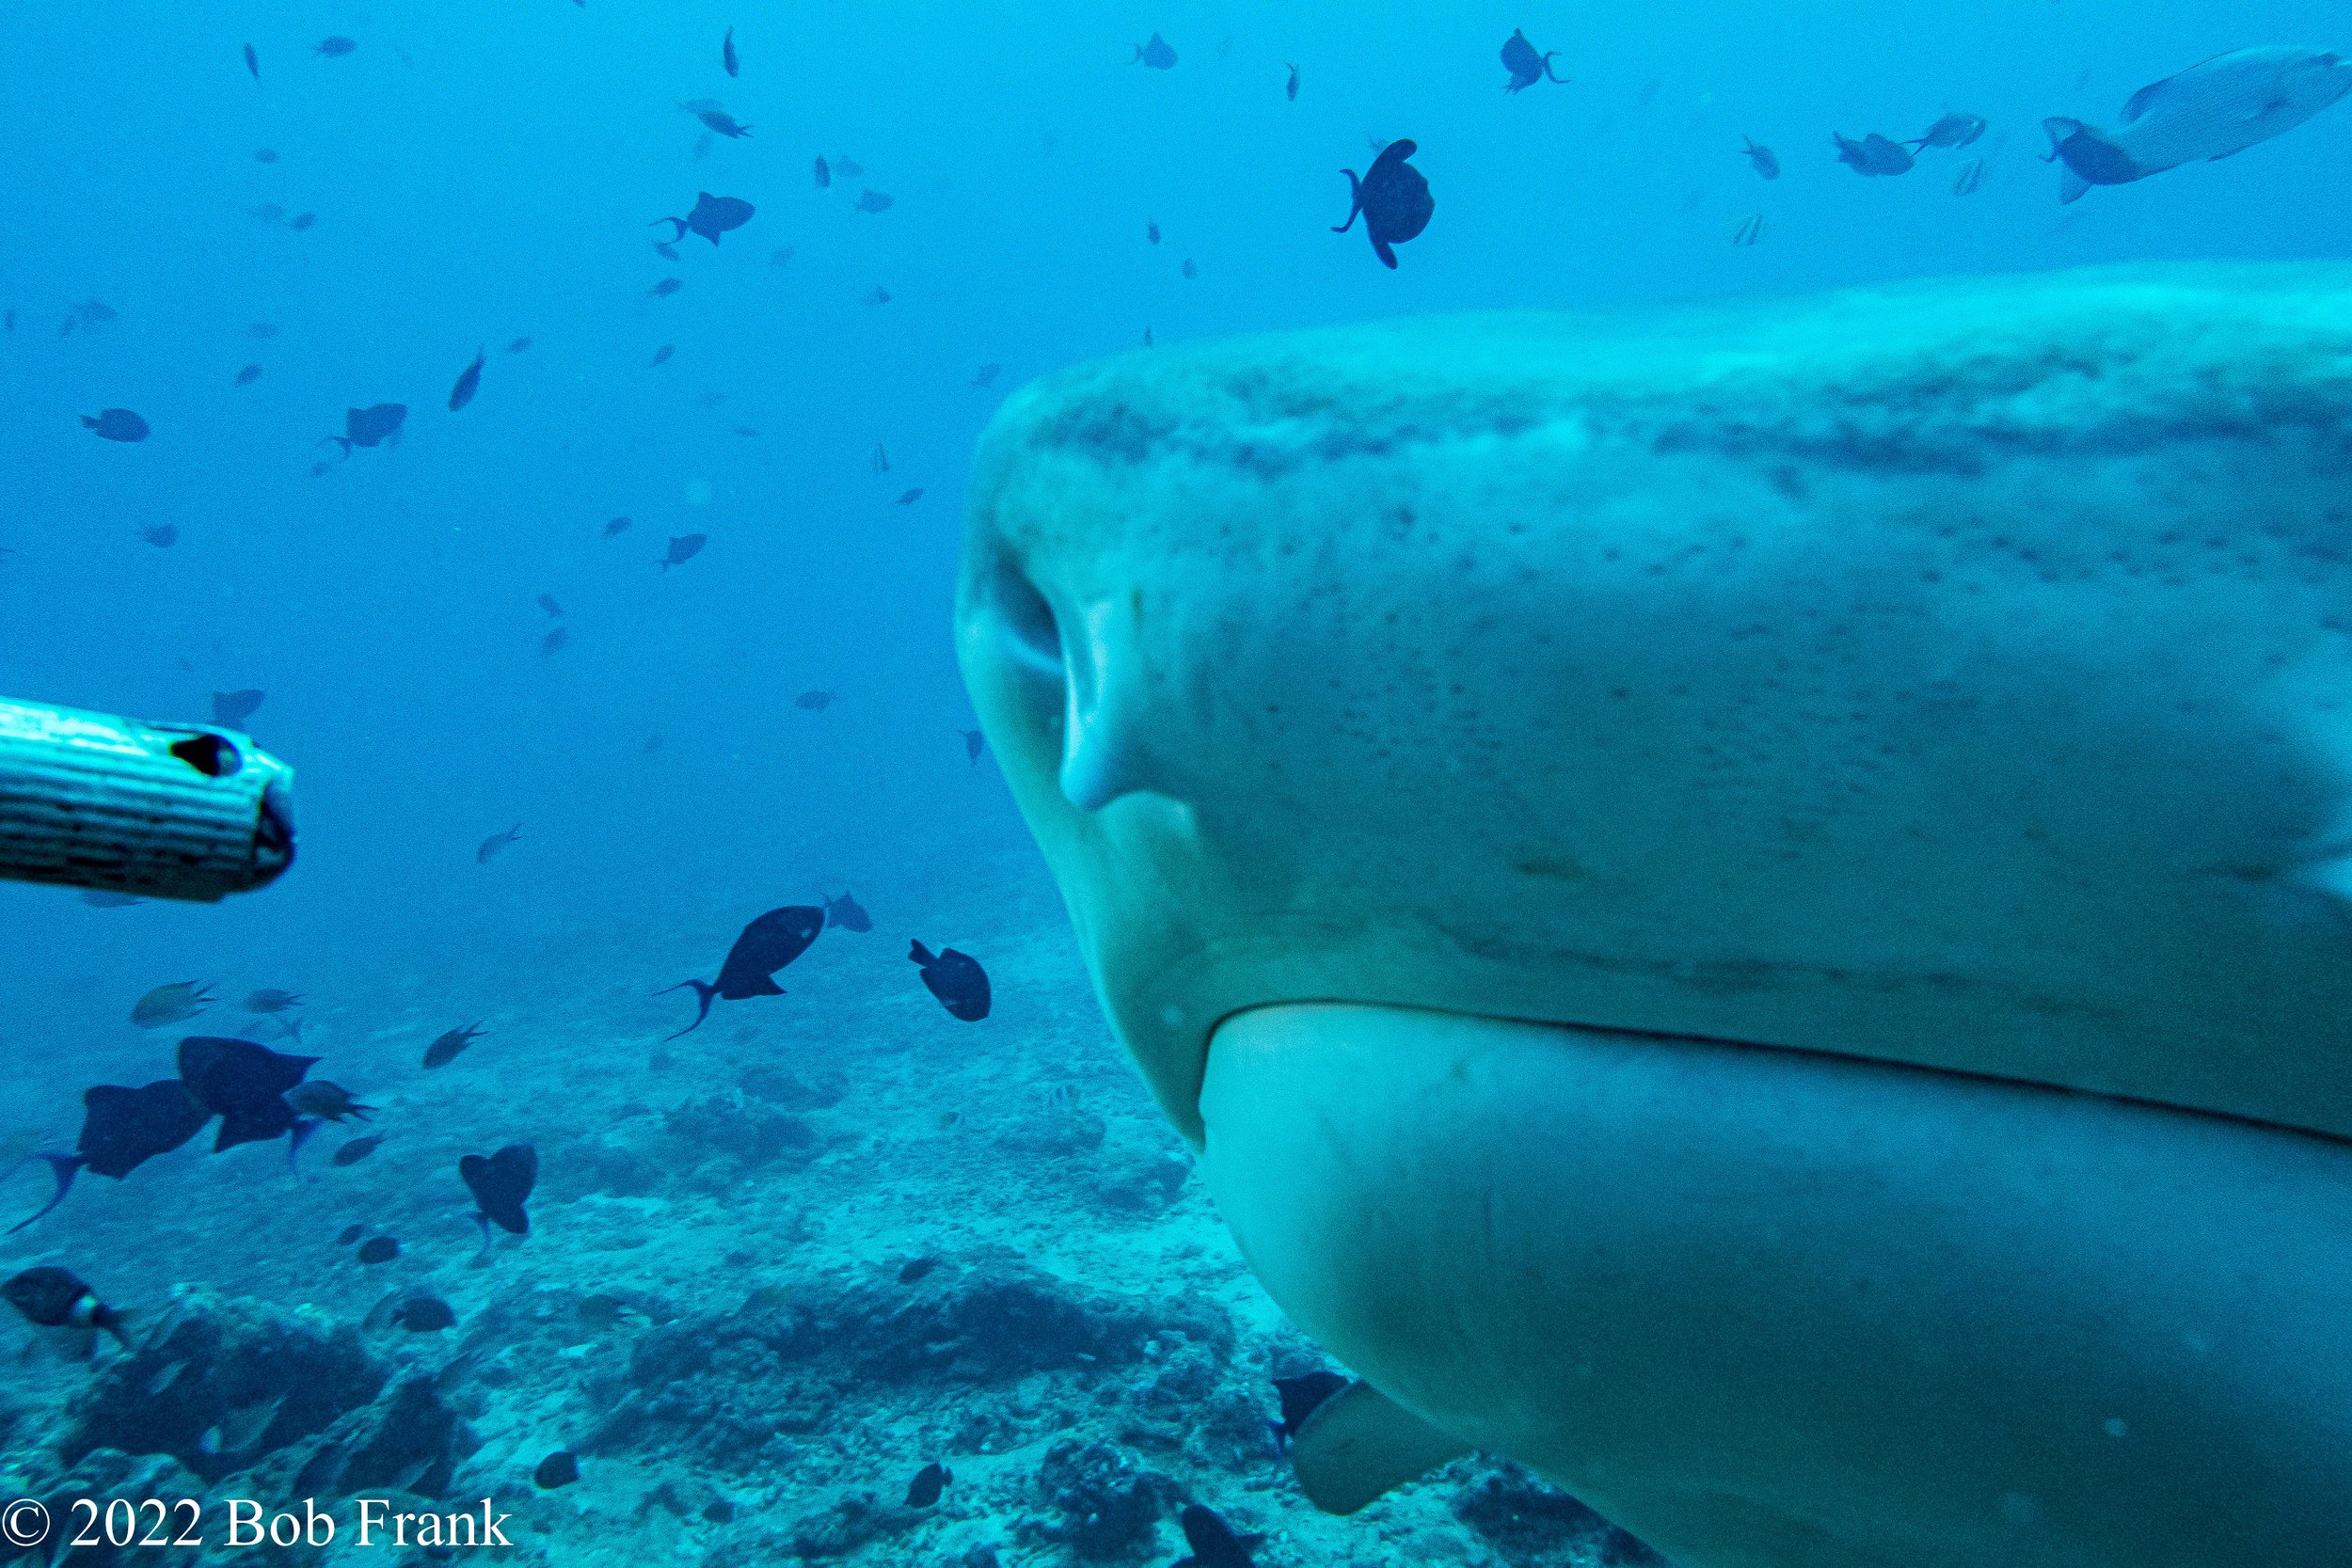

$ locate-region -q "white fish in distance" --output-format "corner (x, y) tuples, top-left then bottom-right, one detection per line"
(2043, 46), (2352, 202)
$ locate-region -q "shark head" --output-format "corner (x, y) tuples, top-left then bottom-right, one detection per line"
(957, 264), (2352, 1567)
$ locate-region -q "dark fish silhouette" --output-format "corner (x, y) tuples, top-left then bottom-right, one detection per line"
(460, 1142), (536, 1235)
(477, 824), (523, 863)
(823, 892), (871, 932)
(650, 277), (683, 297)
(1741, 135), (1780, 179)
(835, 157), (864, 178)
(905, 1463), (951, 1508)
(177, 1036), (318, 1151)
(132, 981), (215, 1028)
(1173, 1504), (1266, 1568)
(695, 108), (752, 138)
(795, 690), (834, 710)
(852, 190), (894, 214)
(507, 336), (533, 353)
(234, 363), (263, 387)
(286, 1081), (372, 1123)
(9, 1080), (208, 1233)
(1500, 29), (1568, 92)
(909, 941), (990, 1022)
(244, 42), (260, 79)
(535, 1451), (580, 1489)
(389, 1293), (454, 1331)
(652, 192), (754, 245)
(1953, 157), (1986, 197)
(321, 403), (406, 459)
(871, 444), (891, 473)
(356, 1236), (399, 1264)
(4, 1266), (133, 1347)
(660, 906), (824, 1039)
(866, 285), (892, 306)
(139, 525), (177, 547)
(898, 1255), (939, 1283)
(651, 344), (675, 367)
(1833, 132), (1915, 176)
(1333, 139), (1433, 269)
(814, 155), (832, 188)
(246, 988), (303, 1014)
(288, 212), (317, 231)
(213, 689), (265, 726)
(603, 515), (632, 537)
(722, 26), (739, 77)
(1731, 214), (1763, 246)
(771, 245), (795, 267)
(421, 1022), (485, 1069)
(1269, 1370), (1350, 1447)
(315, 37), (357, 57)
(448, 348), (485, 412)
(1285, 62), (1299, 101)
(536, 594), (564, 618)
(1147, 221), (1161, 245)
(660, 533), (707, 570)
(338, 1225), (362, 1244)
(331, 1132), (386, 1166)
(972, 363), (1001, 388)
(82, 409), (149, 442)
(959, 728), (984, 768)
(1132, 32), (1176, 69)
(1909, 113), (1986, 150)
(897, 488), (925, 504)
(255, 148), (278, 163)
(542, 626), (569, 657)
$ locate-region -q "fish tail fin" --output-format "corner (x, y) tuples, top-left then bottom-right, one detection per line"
(1542, 54), (1569, 84)
(8, 1154), (82, 1234)
(1330, 172), (1362, 233)
(659, 979), (719, 1039)
(909, 939), (936, 965)
(2058, 167), (2090, 204)
(650, 217), (687, 240)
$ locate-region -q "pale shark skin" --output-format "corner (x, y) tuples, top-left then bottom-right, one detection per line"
(955, 265), (2352, 1567)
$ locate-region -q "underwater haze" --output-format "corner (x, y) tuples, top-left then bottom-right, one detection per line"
(2, 0), (2348, 1564)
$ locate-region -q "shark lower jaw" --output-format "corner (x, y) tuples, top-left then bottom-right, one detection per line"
(1198, 1001), (2352, 1568)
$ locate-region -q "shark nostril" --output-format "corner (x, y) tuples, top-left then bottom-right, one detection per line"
(986, 555), (1064, 684)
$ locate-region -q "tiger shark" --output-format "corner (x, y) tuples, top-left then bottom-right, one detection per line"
(955, 263), (2352, 1568)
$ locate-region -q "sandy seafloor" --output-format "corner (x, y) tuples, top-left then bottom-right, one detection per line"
(0, 840), (1660, 1568)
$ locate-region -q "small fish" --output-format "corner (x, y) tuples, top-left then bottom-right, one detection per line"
(651, 344), (675, 367)
(81, 409), (150, 443)
(871, 444), (891, 473)
(866, 285), (893, 306)
(958, 728), (984, 768)
(1909, 113), (1987, 150)
(652, 191), (755, 245)
(1131, 32), (1176, 70)
(314, 37), (358, 57)
(1953, 158), (1986, 197)
(905, 1463), (951, 1509)
(421, 1022), (486, 1069)
(287, 1081), (373, 1123)
(1333, 139), (1435, 269)
(603, 515), (633, 538)
(896, 488), (925, 504)
(1173, 1506), (1265, 1568)
(1740, 135), (1780, 180)
(1500, 29), (1568, 92)
(1730, 214), (1763, 246)
(246, 988), (303, 1014)
(391, 1294), (456, 1332)
(660, 533), (707, 570)
(331, 1132), (386, 1166)
(319, 402), (406, 459)
(147, 1357), (189, 1395)
(80, 892), (144, 908)
(1147, 221), (1161, 245)
(834, 157), (864, 178)
(695, 108), (752, 138)
(814, 155), (832, 188)
(823, 892), (871, 932)
(460, 1142), (536, 1235)
(897, 1255), (937, 1284)
(909, 941), (990, 1022)
(244, 42), (260, 80)
(244, 322), (279, 340)
(852, 190), (895, 214)
(287, 212), (317, 230)
(536, 594), (564, 618)
(972, 363), (1002, 388)
(654, 239), (681, 260)
(3, 1267), (133, 1347)
(651, 277), (683, 297)
(1182, 258), (1198, 279)
(1285, 62), (1299, 102)
(534, 1451), (580, 1489)
(477, 824), (523, 863)
(507, 336), (533, 353)
(771, 245), (795, 268)
(337, 1225), (363, 1245)
(1270, 1370), (1350, 1447)
(213, 689), (265, 725)
(254, 148), (278, 163)
(234, 364), (263, 387)
(139, 524), (178, 547)
(660, 906), (825, 1039)
(448, 348), (485, 412)
(541, 626), (569, 657)
(795, 690), (834, 710)
(132, 982), (215, 1029)
(1833, 132), (1915, 177)
(731, 425), (759, 439)
(357, 1236), (399, 1264)
(722, 25), (739, 77)
(251, 202), (286, 224)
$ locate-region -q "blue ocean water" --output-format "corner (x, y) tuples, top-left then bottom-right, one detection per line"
(2, 2), (2348, 1563)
